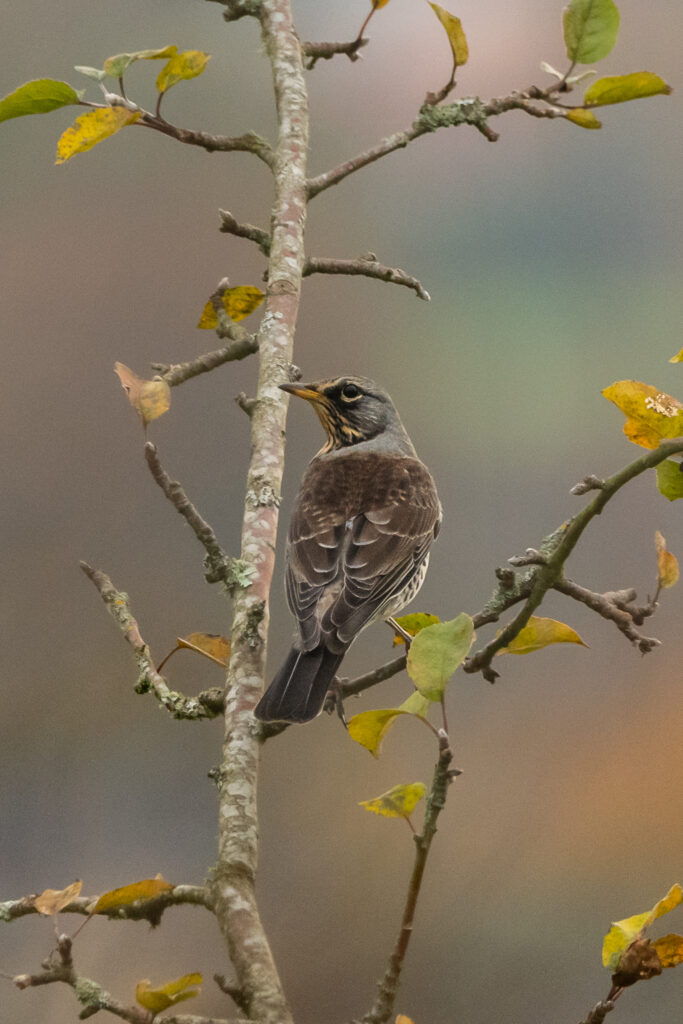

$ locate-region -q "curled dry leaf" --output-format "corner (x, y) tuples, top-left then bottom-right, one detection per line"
(428, 3), (469, 66)
(654, 531), (679, 590)
(34, 879), (83, 915)
(114, 362), (171, 427)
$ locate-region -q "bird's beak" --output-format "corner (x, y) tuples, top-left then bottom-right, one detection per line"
(279, 382), (323, 404)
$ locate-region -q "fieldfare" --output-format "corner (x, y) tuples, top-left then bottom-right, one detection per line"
(254, 375), (442, 724)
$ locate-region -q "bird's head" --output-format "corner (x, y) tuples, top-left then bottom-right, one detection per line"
(280, 375), (412, 454)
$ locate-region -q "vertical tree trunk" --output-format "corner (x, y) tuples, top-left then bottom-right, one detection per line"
(210, 2), (308, 1021)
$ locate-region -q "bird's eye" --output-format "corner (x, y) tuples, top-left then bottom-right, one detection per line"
(341, 383), (360, 401)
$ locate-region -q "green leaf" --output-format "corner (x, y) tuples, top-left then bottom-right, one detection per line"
(563, 0), (620, 64)
(74, 66), (107, 82)
(566, 108), (602, 129)
(359, 782), (426, 819)
(406, 613), (474, 701)
(656, 460), (683, 502)
(0, 79), (82, 124)
(398, 690), (431, 718)
(584, 71), (672, 106)
(103, 45), (178, 79)
(156, 50), (210, 94)
(55, 106), (141, 164)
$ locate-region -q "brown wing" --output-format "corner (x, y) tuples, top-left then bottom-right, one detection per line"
(286, 452), (441, 654)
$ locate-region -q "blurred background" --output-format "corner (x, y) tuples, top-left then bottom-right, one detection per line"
(1, 1), (681, 1022)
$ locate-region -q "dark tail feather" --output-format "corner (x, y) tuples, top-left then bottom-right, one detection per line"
(254, 645), (346, 723)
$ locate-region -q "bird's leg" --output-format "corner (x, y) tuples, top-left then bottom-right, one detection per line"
(386, 617), (413, 647)
(327, 677), (349, 728)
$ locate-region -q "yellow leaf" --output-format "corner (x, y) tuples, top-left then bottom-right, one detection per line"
(156, 50), (210, 93)
(177, 632), (231, 667)
(34, 880), (82, 915)
(392, 612), (440, 645)
(655, 531), (679, 590)
(653, 934), (683, 969)
(360, 782), (426, 819)
(197, 285), (265, 329)
(669, 348), (683, 364)
(566, 108), (602, 129)
(55, 106), (141, 164)
(602, 884), (683, 969)
(584, 71), (672, 107)
(428, 4), (469, 65)
(372, 0), (392, 8)
(114, 362), (171, 427)
(498, 616), (587, 655)
(94, 877), (174, 914)
(135, 973), (202, 1013)
(348, 708), (410, 758)
(396, 1017), (415, 1024)
(602, 380), (683, 449)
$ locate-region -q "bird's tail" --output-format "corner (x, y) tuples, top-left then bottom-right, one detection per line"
(254, 645), (346, 723)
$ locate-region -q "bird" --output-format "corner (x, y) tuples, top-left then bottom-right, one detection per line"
(254, 375), (442, 724)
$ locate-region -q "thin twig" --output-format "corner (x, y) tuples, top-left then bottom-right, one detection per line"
(554, 578), (660, 653)
(362, 733), (455, 1024)
(80, 563), (222, 720)
(302, 37), (368, 70)
(150, 330), (258, 387)
(144, 442), (253, 591)
(219, 210), (271, 255)
(303, 255), (430, 301)
(138, 115), (274, 168)
(577, 1000), (617, 1024)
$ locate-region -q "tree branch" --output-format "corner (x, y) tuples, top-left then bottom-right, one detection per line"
(144, 443), (253, 591)
(303, 254), (430, 300)
(307, 88), (573, 199)
(362, 733), (456, 1024)
(464, 439), (683, 682)
(80, 563), (223, 720)
(301, 37), (368, 70)
(208, 3), (309, 1022)
(150, 329), (258, 387)
(139, 116), (274, 169)
(219, 210), (271, 255)
(553, 578), (660, 653)
(1, 885), (213, 926)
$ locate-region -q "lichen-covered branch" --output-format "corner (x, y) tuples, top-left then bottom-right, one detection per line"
(80, 563), (222, 720)
(208, 3), (308, 1022)
(1, 884), (213, 926)
(150, 328), (258, 386)
(464, 438), (683, 682)
(303, 254), (430, 300)
(144, 443), (253, 591)
(306, 89), (571, 199)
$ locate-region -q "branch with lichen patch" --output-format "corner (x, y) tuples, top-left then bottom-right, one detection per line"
(1, 884), (213, 927)
(464, 438), (683, 682)
(80, 563), (223, 719)
(303, 254), (430, 300)
(144, 443), (253, 591)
